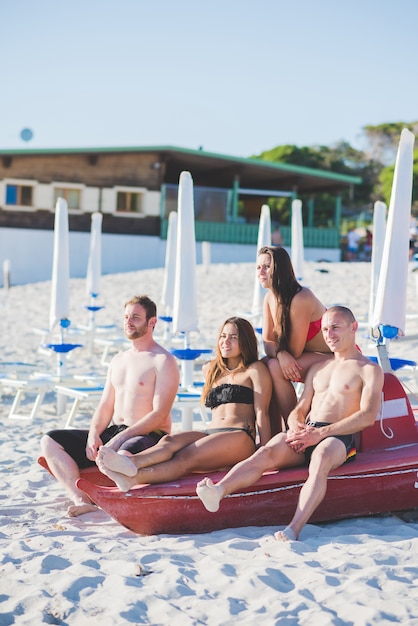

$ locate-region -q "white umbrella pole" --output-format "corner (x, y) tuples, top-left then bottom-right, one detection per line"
(252, 204), (271, 321)
(371, 128), (415, 370)
(161, 211), (177, 340)
(291, 199), (304, 281)
(368, 201), (387, 329)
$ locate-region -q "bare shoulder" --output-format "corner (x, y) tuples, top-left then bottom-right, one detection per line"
(290, 287), (317, 314)
(247, 360), (270, 377)
(202, 360), (213, 376)
(152, 343), (178, 365)
(358, 356), (384, 385)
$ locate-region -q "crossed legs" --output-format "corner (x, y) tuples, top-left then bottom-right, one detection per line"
(97, 430), (256, 492)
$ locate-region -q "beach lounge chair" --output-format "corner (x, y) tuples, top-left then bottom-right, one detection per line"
(54, 383), (105, 428)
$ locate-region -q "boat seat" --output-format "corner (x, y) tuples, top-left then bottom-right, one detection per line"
(359, 372), (418, 452)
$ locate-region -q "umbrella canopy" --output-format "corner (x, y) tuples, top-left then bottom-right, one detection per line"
(161, 211), (178, 317)
(49, 197), (70, 332)
(367, 201), (387, 327)
(252, 204), (271, 315)
(86, 212), (103, 299)
(372, 128), (415, 338)
(172, 171), (199, 340)
(291, 199), (304, 281)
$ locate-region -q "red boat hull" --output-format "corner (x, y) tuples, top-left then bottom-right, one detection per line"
(76, 444), (418, 535)
(41, 373), (418, 535)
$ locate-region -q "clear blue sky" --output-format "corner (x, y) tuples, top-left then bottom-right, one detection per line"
(1, 0), (418, 157)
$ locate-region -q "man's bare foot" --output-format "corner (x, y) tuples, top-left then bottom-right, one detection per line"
(67, 502), (98, 517)
(97, 446), (137, 477)
(196, 477), (222, 512)
(274, 526), (297, 542)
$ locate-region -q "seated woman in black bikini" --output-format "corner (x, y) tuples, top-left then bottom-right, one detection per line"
(96, 317), (272, 491)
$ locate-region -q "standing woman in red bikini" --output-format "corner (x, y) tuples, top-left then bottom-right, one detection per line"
(257, 246), (332, 434)
(95, 317), (272, 491)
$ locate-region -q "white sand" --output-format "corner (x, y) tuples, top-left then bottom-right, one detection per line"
(1, 261), (418, 625)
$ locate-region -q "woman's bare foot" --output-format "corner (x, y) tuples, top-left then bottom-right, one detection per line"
(67, 502), (98, 517)
(274, 526), (297, 541)
(196, 477), (222, 512)
(96, 453), (137, 492)
(97, 446), (137, 477)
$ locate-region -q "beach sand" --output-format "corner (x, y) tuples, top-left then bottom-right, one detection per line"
(1, 261), (418, 625)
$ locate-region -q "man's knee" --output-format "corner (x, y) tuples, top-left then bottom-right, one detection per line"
(309, 442), (344, 475)
(40, 434), (56, 455)
(250, 443), (280, 471)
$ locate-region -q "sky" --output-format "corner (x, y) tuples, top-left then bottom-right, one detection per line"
(1, 0), (418, 158)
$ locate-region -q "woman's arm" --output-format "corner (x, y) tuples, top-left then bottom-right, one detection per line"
(251, 361), (272, 445)
(262, 293), (278, 358)
(287, 290), (316, 357)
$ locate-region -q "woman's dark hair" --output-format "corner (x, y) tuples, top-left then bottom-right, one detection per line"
(202, 317), (258, 401)
(258, 246), (302, 351)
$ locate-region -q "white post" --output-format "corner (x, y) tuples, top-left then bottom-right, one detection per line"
(3, 259), (10, 290)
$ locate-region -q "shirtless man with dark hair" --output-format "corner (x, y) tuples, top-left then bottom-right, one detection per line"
(196, 306), (384, 541)
(41, 295), (180, 517)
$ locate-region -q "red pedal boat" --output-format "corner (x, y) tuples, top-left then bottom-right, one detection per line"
(39, 373), (418, 535)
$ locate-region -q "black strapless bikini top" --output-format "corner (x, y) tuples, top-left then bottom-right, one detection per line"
(205, 384), (254, 409)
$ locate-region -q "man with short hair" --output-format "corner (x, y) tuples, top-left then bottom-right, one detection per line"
(41, 295), (180, 517)
(197, 305), (384, 541)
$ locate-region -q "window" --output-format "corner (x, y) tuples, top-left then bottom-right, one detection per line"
(53, 187), (81, 210)
(5, 184), (33, 206)
(116, 191), (143, 213)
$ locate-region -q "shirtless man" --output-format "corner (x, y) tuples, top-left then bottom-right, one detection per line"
(196, 306), (384, 541)
(40, 295), (180, 517)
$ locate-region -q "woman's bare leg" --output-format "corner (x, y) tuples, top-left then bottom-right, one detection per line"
(98, 431), (205, 476)
(267, 353), (333, 427)
(98, 431), (255, 492)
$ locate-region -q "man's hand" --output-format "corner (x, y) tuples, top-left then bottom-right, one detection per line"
(285, 425), (323, 453)
(86, 433), (103, 461)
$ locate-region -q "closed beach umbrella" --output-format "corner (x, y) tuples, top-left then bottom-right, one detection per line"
(291, 199), (304, 281)
(86, 212), (103, 299)
(161, 211), (178, 317)
(372, 129), (415, 340)
(252, 204), (271, 316)
(367, 201), (387, 328)
(172, 171), (199, 339)
(49, 197), (70, 332)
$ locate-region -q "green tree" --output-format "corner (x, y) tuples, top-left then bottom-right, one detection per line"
(254, 123), (418, 227)
(363, 121), (418, 165)
(253, 143), (379, 227)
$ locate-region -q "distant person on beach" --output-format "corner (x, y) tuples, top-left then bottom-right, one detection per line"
(95, 317), (272, 491)
(196, 306), (384, 541)
(346, 228), (361, 261)
(271, 225), (283, 246)
(40, 295), (180, 517)
(257, 245), (332, 434)
(362, 228), (373, 261)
